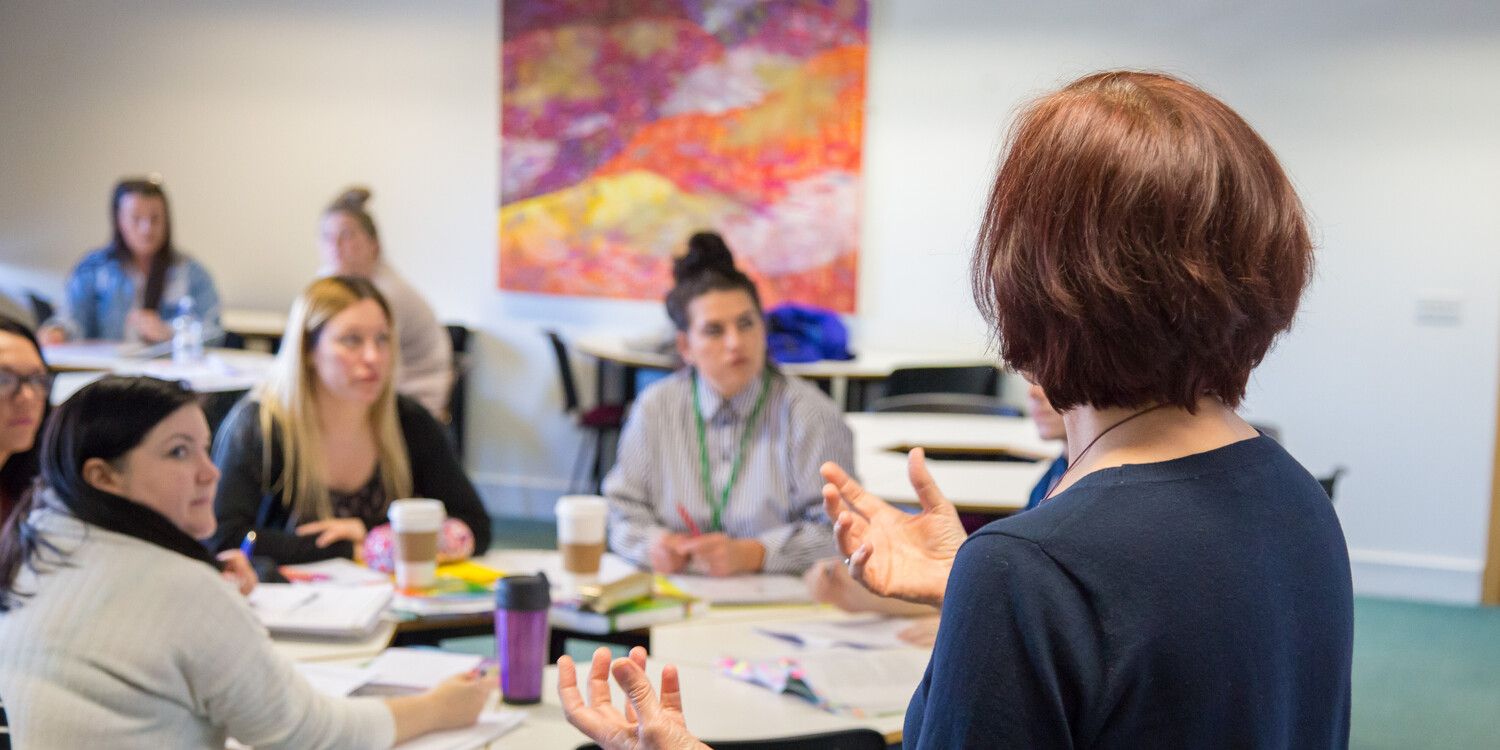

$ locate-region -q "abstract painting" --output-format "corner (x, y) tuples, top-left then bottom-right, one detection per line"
(499, 0), (867, 311)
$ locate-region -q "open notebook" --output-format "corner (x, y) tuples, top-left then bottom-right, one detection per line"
(247, 583), (393, 638)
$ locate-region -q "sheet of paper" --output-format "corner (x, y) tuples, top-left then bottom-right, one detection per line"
(756, 614), (919, 650)
(796, 648), (931, 715)
(295, 662), (378, 697)
(366, 648), (484, 690)
(392, 710), (525, 750)
(248, 583), (393, 637)
(279, 558), (392, 586)
(665, 574), (812, 605)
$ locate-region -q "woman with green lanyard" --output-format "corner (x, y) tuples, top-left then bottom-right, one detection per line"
(602, 233), (853, 576)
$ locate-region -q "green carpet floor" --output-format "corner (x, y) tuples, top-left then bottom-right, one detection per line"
(490, 517), (1500, 747)
(1351, 597), (1500, 749)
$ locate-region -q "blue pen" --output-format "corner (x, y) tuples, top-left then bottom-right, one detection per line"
(239, 530), (257, 559)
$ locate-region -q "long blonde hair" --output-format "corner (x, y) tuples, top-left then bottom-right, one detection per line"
(257, 276), (412, 521)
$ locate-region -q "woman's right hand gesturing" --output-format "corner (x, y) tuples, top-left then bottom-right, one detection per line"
(820, 448), (966, 607)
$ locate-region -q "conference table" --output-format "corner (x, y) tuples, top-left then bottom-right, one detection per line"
(280, 604), (922, 748)
(44, 343), (276, 404)
(573, 332), (996, 411)
(847, 411), (1063, 513)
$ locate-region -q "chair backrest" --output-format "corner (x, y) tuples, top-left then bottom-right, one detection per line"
(578, 728), (886, 750)
(1319, 466), (1346, 501)
(445, 324), (471, 455)
(883, 365), (999, 399)
(544, 329), (582, 413)
(872, 392), (1022, 417)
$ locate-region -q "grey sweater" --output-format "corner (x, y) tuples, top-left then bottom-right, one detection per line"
(0, 507), (395, 748)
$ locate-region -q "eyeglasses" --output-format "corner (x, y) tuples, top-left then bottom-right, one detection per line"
(0, 370), (52, 399)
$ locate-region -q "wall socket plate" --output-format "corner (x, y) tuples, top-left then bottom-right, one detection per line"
(1414, 294), (1463, 326)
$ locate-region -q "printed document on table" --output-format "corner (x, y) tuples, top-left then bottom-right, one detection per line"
(797, 648), (932, 715)
(294, 663), (378, 697)
(248, 582), (393, 637)
(392, 710), (525, 750)
(757, 614), (920, 650)
(665, 574), (812, 605)
(366, 648), (484, 689)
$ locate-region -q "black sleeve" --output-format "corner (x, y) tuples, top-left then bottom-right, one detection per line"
(905, 532), (1099, 748)
(210, 398), (353, 563)
(399, 396), (492, 554)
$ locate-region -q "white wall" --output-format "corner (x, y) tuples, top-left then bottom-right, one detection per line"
(2, 0), (1497, 602)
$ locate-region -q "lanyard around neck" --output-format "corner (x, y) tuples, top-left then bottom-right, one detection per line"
(692, 367), (772, 533)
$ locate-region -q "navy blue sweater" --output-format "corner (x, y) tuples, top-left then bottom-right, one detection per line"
(905, 435), (1352, 748)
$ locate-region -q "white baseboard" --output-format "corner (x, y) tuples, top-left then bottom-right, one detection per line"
(1348, 547), (1484, 605)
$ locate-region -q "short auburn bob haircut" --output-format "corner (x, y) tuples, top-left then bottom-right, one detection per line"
(973, 71), (1313, 412)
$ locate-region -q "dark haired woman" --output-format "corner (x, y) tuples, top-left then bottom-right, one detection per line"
(560, 72), (1352, 749)
(0, 316), (49, 526)
(603, 232), (853, 577)
(0, 376), (490, 747)
(319, 186), (452, 417)
(40, 178), (221, 345)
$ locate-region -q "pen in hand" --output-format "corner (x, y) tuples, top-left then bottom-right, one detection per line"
(676, 504), (703, 537)
(239, 530), (257, 559)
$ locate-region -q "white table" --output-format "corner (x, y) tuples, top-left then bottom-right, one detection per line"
(847, 411), (1063, 513)
(573, 332), (996, 410)
(352, 606), (924, 747)
(46, 345), (276, 404)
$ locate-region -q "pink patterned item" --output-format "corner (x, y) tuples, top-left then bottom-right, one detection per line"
(363, 518), (476, 572)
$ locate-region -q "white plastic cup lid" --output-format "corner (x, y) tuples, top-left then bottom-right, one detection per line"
(388, 498), (446, 530)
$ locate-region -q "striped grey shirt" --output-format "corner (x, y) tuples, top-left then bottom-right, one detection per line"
(603, 368), (854, 575)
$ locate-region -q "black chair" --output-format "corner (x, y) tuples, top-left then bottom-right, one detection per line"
(578, 728), (886, 750)
(446, 324), (472, 456)
(0, 694), (9, 750)
(26, 291), (53, 327)
(883, 365), (1000, 399)
(545, 330), (626, 492)
(1319, 466), (1346, 502)
(871, 392), (1021, 417)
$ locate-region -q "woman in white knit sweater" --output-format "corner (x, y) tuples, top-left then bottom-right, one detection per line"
(0, 376), (488, 748)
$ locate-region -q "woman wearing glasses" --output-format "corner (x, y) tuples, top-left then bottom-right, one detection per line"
(0, 316), (49, 526)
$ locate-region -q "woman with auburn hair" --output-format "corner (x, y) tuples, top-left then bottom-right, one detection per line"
(210, 276), (489, 565)
(0, 376), (491, 747)
(319, 186), (453, 418)
(558, 71), (1352, 749)
(39, 177), (221, 344)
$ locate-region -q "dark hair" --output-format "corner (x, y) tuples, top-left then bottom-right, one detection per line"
(0, 376), (202, 612)
(324, 186), (380, 244)
(972, 71), (1313, 412)
(665, 232), (762, 331)
(107, 178), (177, 313)
(0, 316), (47, 522)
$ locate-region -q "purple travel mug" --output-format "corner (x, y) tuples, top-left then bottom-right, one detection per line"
(495, 573), (551, 704)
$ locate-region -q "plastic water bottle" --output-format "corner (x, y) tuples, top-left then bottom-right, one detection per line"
(171, 296), (204, 364)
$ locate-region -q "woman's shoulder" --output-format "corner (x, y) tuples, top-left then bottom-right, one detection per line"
(70, 246), (117, 272)
(632, 368), (694, 412)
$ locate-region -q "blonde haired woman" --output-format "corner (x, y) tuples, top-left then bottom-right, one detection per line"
(211, 277), (489, 564)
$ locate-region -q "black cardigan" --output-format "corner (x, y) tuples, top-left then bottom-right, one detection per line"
(209, 395), (491, 564)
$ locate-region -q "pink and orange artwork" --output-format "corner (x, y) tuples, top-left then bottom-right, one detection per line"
(499, 0), (867, 312)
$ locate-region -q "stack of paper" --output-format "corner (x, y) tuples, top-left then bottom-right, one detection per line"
(392, 711), (525, 750)
(366, 648), (485, 690)
(756, 615), (917, 650)
(718, 648), (930, 717)
(248, 582), (393, 637)
(279, 558), (392, 585)
(664, 574), (812, 605)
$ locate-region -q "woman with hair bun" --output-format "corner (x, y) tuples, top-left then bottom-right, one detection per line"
(319, 186), (453, 418)
(602, 232), (853, 577)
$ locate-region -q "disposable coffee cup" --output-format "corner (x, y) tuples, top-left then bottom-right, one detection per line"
(388, 498), (446, 590)
(555, 495), (607, 575)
